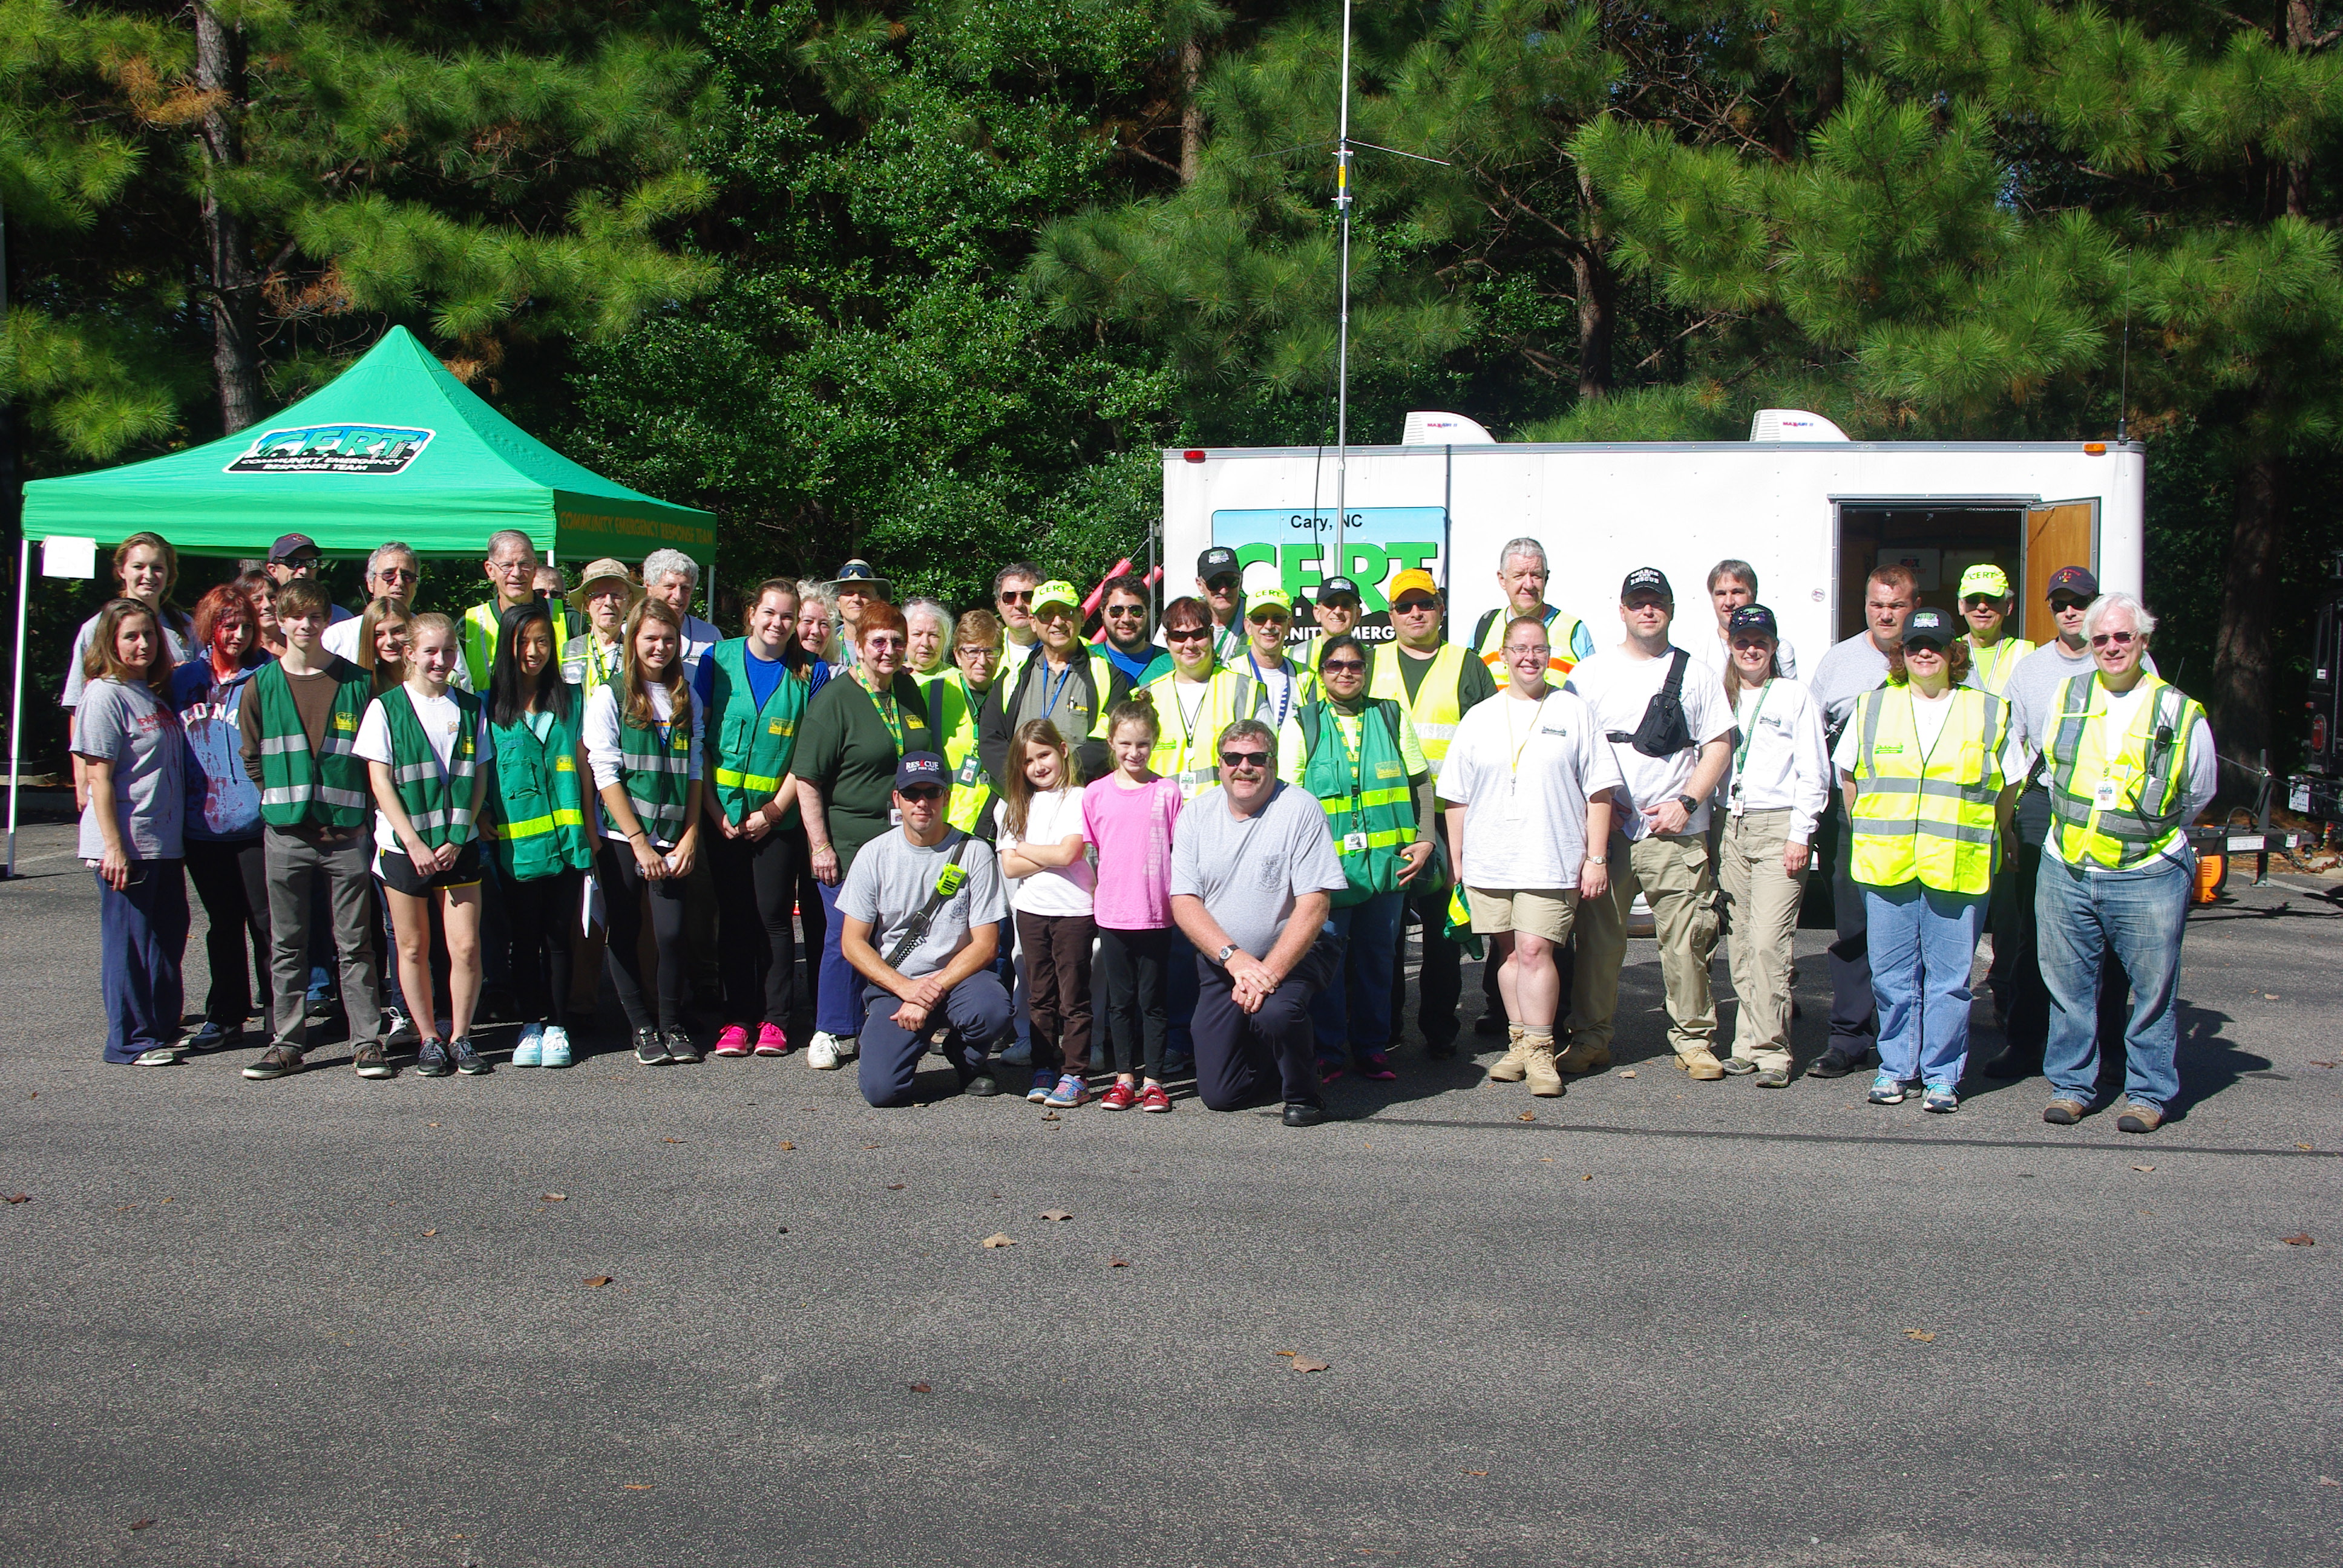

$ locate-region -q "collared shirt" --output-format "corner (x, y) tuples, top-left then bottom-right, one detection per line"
(1723, 677), (1832, 845)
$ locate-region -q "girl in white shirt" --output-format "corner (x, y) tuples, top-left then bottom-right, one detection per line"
(996, 719), (1096, 1109)
(1714, 606), (1830, 1085)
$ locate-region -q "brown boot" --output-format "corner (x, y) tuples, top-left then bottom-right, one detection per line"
(1487, 1027), (1531, 1083)
(1555, 1037), (1611, 1075)
(1676, 1046), (1727, 1081)
(2115, 1100), (2164, 1134)
(1525, 1044), (1564, 1097)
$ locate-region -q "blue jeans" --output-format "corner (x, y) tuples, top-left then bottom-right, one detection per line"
(99, 861), (189, 1062)
(1862, 882), (1988, 1088)
(2037, 852), (2189, 1112)
(1308, 892), (1403, 1061)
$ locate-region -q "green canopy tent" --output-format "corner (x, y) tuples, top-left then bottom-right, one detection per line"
(7, 325), (718, 874)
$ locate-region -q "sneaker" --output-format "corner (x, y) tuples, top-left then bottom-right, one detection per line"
(182, 1021), (240, 1053)
(242, 1044), (305, 1080)
(383, 1008), (421, 1051)
(805, 1031), (842, 1070)
(1752, 1066), (1791, 1088)
(1138, 1083), (1173, 1113)
(451, 1038), (490, 1076)
(712, 1025), (752, 1058)
(1487, 1033), (1532, 1083)
(999, 1039), (1033, 1068)
(665, 1027), (703, 1065)
(1355, 1051), (1398, 1082)
(1866, 1073), (1907, 1105)
(1721, 1054), (1759, 1076)
(753, 1022), (790, 1057)
(1525, 1045), (1564, 1098)
(1098, 1080), (1138, 1111)
(1043, 1073), (1091, 1109)
(1555, 1039), (1611, 1075)
(633, 1028), (670, 1067)
(134, 1045), (187, 1067)
(353, 1041), (395, 1079)
(513, 1022), (545, 1068)
(540, 1025), (574, 1069)
(1677, 1046), (1727, 1081)
(1922, 1083), (1959, 1114)
(2116, 1100), (2164, 1134)
(1316, 1054), (1346, 1085)
(416, 1040), (453, 1077)
(1026, 1070), (1056, 1103)
(2042, 1097), (2088, 1125)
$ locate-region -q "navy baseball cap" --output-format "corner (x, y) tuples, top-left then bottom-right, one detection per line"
(1198, 546), (1240, 580)
(1726, 604), (1778, 639)
(268, 532), (320, 563)
(1902, 607), (1955, 648)
(1622, 567), (1673, 601)
(1315, 574), (1362, 606)
(894, 752), (948, 792)
(2045, 566), (2099, 600)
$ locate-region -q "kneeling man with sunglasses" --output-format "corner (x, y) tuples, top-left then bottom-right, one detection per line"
(837, 753), (1014, 1106)
(1170, 719), (1352, 1126)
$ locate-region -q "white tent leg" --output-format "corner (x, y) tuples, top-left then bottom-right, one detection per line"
(7, 535), (28, 878)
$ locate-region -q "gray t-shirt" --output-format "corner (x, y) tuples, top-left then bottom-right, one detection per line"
(836, 826), (1010, 981)
(1168, 781), (1347, 960)
(72, 678), (185, 861)
(1806, 632), (1893, 742)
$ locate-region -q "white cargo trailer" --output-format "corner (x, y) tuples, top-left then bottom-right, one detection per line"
(1161, 414), (2145, 658)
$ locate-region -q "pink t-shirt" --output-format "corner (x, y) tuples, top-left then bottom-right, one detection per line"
(1081, 773), (1182, 932)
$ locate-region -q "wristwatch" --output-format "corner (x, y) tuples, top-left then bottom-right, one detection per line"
(1587, 854), (1607, 865)
(1215, 944), (1239, 965)
(1674, 794), (1699, 814)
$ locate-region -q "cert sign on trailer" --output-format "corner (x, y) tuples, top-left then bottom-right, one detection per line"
(1210, 506), (1449, 647)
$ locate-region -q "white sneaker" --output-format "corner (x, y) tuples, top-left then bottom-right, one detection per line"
(513, 1022), (545, 1067)
(807, 1032), (842, 1070)
(539, 1025), (572, 1069)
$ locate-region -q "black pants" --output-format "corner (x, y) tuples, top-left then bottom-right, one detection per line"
(782, 825), (827, 1019)
(1827, 806), (1879, 1056)
(1392, 885), (1466, 1050)
(598, 840), (688, 1031)
(185, 835), (269, 1027)
(710, 827), (801, 1028)
(1017, 910), (1095, 1076)
(502, 866), (583, 1028)
(1193, 954), (1325, 1111)
(1098, 926), (1170, 1079)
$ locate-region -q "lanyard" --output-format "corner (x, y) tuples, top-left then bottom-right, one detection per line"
(1172, 679), (1209, 768)
(1732, 679), (1773, 776)
(858, 668), (907, 756)
(1037, 657), (1077, 724)
(589, 635), (620, 690)
(1248, 652), (1295, 728)
(1975, 638), (2015, 688)
(1503, 689), (1546, 778)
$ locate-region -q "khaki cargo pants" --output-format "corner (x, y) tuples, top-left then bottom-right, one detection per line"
(1567, 829), (1720, 1059)
(1717, 806), (1806, 1073)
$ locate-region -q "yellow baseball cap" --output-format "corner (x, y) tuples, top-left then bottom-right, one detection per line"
(1032, 579), (1081, 613)
(1246, 586), (1293, 619)
(1388, 568), (1440, 602)
(1958, 563), (2012, 599)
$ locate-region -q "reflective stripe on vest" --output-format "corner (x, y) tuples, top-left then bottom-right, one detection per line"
(252, 660), (373, 826)
(1369, 641), (1468, 779)
(1476, 605), (1584, 679)
(2045, 673), (2201, 869)
(922, 670), (993, 834)
(1847, 685), (2008, 895)
(618, 696), (694, 837)
(381, 684), (481, 847)
(706, 638), (807, 828)
(1964, 635), (2035, 697)
(1298, 697), (1418, 907)
(1142, 666), (1251, 800)
(482, 704), (594, 879)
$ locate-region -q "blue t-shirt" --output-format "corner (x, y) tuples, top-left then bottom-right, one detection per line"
(693, 647), (790, 713)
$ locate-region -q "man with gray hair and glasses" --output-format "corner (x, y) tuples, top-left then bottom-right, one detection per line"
(642, 547), (723, 682)
(1469, 537), (1595, 681)
(322, 541), (424, 661)
(456, 529), (571, 693)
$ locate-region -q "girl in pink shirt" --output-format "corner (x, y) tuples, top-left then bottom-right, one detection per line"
(1081, 696), (1183, 1111)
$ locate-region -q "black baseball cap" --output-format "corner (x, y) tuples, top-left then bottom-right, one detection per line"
(2045, 566), (2099, 600)
(1726, 604), (1778, 639)
(1902, 607), (1955, 648)
(894, 752), (948, 792)
(1314, 575), (1362, 606)
(268, 532), (321, 563)
(1621, 567), (1673, 601)
(1198, 546), (1240, 581)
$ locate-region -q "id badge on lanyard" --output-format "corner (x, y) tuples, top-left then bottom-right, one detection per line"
(1342, 829), (1369, 854)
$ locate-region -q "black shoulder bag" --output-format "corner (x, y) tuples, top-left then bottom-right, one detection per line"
(1616, 648), (1694, 757)
(883, 837), (973, 969)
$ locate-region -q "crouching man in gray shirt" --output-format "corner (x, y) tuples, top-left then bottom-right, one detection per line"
(838, 752), (1014, 1106)
(1171, 719), (1351, 1126)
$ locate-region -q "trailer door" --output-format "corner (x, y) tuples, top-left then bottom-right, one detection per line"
(2022, 498), (2100, 644)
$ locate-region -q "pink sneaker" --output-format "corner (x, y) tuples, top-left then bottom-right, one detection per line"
(712, 1025), (753, 1058)
(753, 1022), (790, 1056)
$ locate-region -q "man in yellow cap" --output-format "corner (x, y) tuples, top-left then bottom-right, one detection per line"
(1369, 569), (1498, 1056)
(1956, 563), (2034, 696)
(978, 578), (1130, 783)
(1236, 586), (1319, 745)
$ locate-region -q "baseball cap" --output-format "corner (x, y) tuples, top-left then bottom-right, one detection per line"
(1388, 568), (1440, 604)
(2045, 565), (2099, 600)
(894, 752), (948, 792)
(268, 532), (321, 564)
(1314, 575), (1362, 606)
(1902, 607), (1955, 647)
(1247, 586), (1293, 619)
(1032, 579), (1081, 613)
(1726, 604), (1778, 640)
(1197, 546), (1240, 581)
(1621, 566), (1673, 601)
(1958, 564), (2011, 599)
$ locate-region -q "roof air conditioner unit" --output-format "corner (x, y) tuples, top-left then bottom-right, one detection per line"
(1750, 408), (1850, 443)
(1401, 411), (1496, 445)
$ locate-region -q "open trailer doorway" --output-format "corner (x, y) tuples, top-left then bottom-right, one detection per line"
(1832, 497), (2101, 641)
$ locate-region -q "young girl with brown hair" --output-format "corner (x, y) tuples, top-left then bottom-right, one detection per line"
(995, 719), (1095, 1108)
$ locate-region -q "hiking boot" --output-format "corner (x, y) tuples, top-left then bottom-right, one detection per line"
(1487, 1031), (1532, 1083)
(1524, 1045), (1564, 1098)
(1677, 1047), (1727, 1082)
(1555, 1038), (1611, 1075)
(241, 1044), (305, 1080)
(2042, 1097), (2088, 1125)
(2115, 1100), (2164, 1134)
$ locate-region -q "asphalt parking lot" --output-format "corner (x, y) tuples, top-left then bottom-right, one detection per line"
(2, 809), (2338, 1568)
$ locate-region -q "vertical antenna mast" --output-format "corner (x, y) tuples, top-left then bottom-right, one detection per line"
(1332, 0), (1354, 575)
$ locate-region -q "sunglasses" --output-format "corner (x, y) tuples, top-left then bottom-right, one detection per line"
(376, 567), (419, 583)
(1392, 597), (1438, 614)
(997, 589), (1034, 604)
(1165, 625), (1211, 642)
(2049, 596), (2089, 613)
(899, 785), (945, 802)
(1961, 596), (2001, 609)
(1220, 750), (1271, 769)
(1204, 575), (1242, 592)
(1321, 658), (1366, 674)
(2090, 630), (2138, 647)
(1904, 640), (1947, 656)
(1103, 605), (1145, 618)
(1247, 612), (1289, 625)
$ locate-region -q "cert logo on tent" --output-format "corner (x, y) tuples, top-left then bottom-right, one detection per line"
(224, 424), (435, 475)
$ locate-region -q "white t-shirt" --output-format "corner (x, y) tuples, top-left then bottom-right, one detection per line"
(1565, 645), (1735, 841)
(582, 681), (704, 843)
(1726, 677), (1832, 844)
(994, 786), (1097, 917)
(355, 687), (495, 859)
(1832, 686), (2033, 784)
(320, 614), (366, 663)
(1439, 687), (1624, 889)
(1250, 660), (1300, 730)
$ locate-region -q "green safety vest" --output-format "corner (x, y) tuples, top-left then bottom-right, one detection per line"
(1847, 684), (2010, 895)
(482, 702), (593, 880)
(2044, 673), (2204, 870)
(706, 639), (807, 829)
(1369, 641), (1470, 782)
(922, 668), (995, 834)
(617, 692), (695, 844)
(252, 658), (373, 828)
(1296, 696), (1418, 907)
(462, 598), (572, 693)
(379, 684), (482, 850)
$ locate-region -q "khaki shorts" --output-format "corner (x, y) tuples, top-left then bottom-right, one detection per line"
(1466, 886), (1579, 941)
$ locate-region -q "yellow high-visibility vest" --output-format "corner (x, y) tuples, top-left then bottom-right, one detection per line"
(1140, 666), (1256, 799)
(1847, 684), (2011, 895)
(1962, 635), (2036, 696)
(2044, 673), (2205, 869)
(1370, 641), (1469, 782)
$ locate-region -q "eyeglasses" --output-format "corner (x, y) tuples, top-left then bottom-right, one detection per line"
(1321, 659), (1366, 674)
(900, 786), (945, 802)
(2090, 630), (2138, 647)
(997, 589), (1034, 604)
(1220, 750), (1271, 769)
(1103, 605), (1145, 618)
(1507, 644), (1551, 658)
(1392, 597), (1438, 614)
(957, 644), (1000, 659)
(1164, 625), (1211, 642)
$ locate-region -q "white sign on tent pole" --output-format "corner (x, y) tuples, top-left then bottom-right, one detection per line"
(41, 537), (97, 578)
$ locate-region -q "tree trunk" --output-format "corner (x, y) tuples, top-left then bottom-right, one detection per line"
(1180, 38), (1204, 185)
(195, 4), (263, 434)
(2209, 420), (2286, 766)
(1572, 171), (1614, 400)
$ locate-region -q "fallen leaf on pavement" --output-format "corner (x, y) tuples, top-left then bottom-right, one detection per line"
(3, 1194), (28, 1204)
(1275, 1350), (1296, 1356)
(1619, 1070), (1636, 1078)
(1517, 1111), (1536, 1122)
(908, 1382), (931, 1393)
(2132, 1166), (2154, 1172)
(541, 1192), (566, 1201)
(1289, 1357), (1330, 1373)
(1109, 1257), (1130, 1267)
(981, 1233), (1016, 1249)
(129, 1519), (154, 1530)
(583, 1275), (612, 1287)
(2265, 993), (2280, 999)
(1040, 1111), (1061, 1122)
(663, 1138), (683, 1144)
(863, 1143), (880, 1149)
(421, 1229), (436, 1236)
(1538, 1157), (1553, 1162)
(2282, 1233), (2316, 1246)
(2321, 1476), (2341, 1486)
(886, 1184), (905, 1191)
(1463, 1470), (1487, 1477)
(778, 1141), (795, 1150)
(2309, 1061), (2338, 1070)
(775, 1226), (788, 1233)
(1581, 1174), (1593, 1181)
(428, 1122), (440, 1128)
(1041, 1210), (1072, 1221)
(623, 1484), (652, 1491)
(1904, 1330), (1936, 1342)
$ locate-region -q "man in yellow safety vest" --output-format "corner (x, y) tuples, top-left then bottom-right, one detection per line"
(1470, 537), (1594, 681)
(457, 529), (571, 693)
